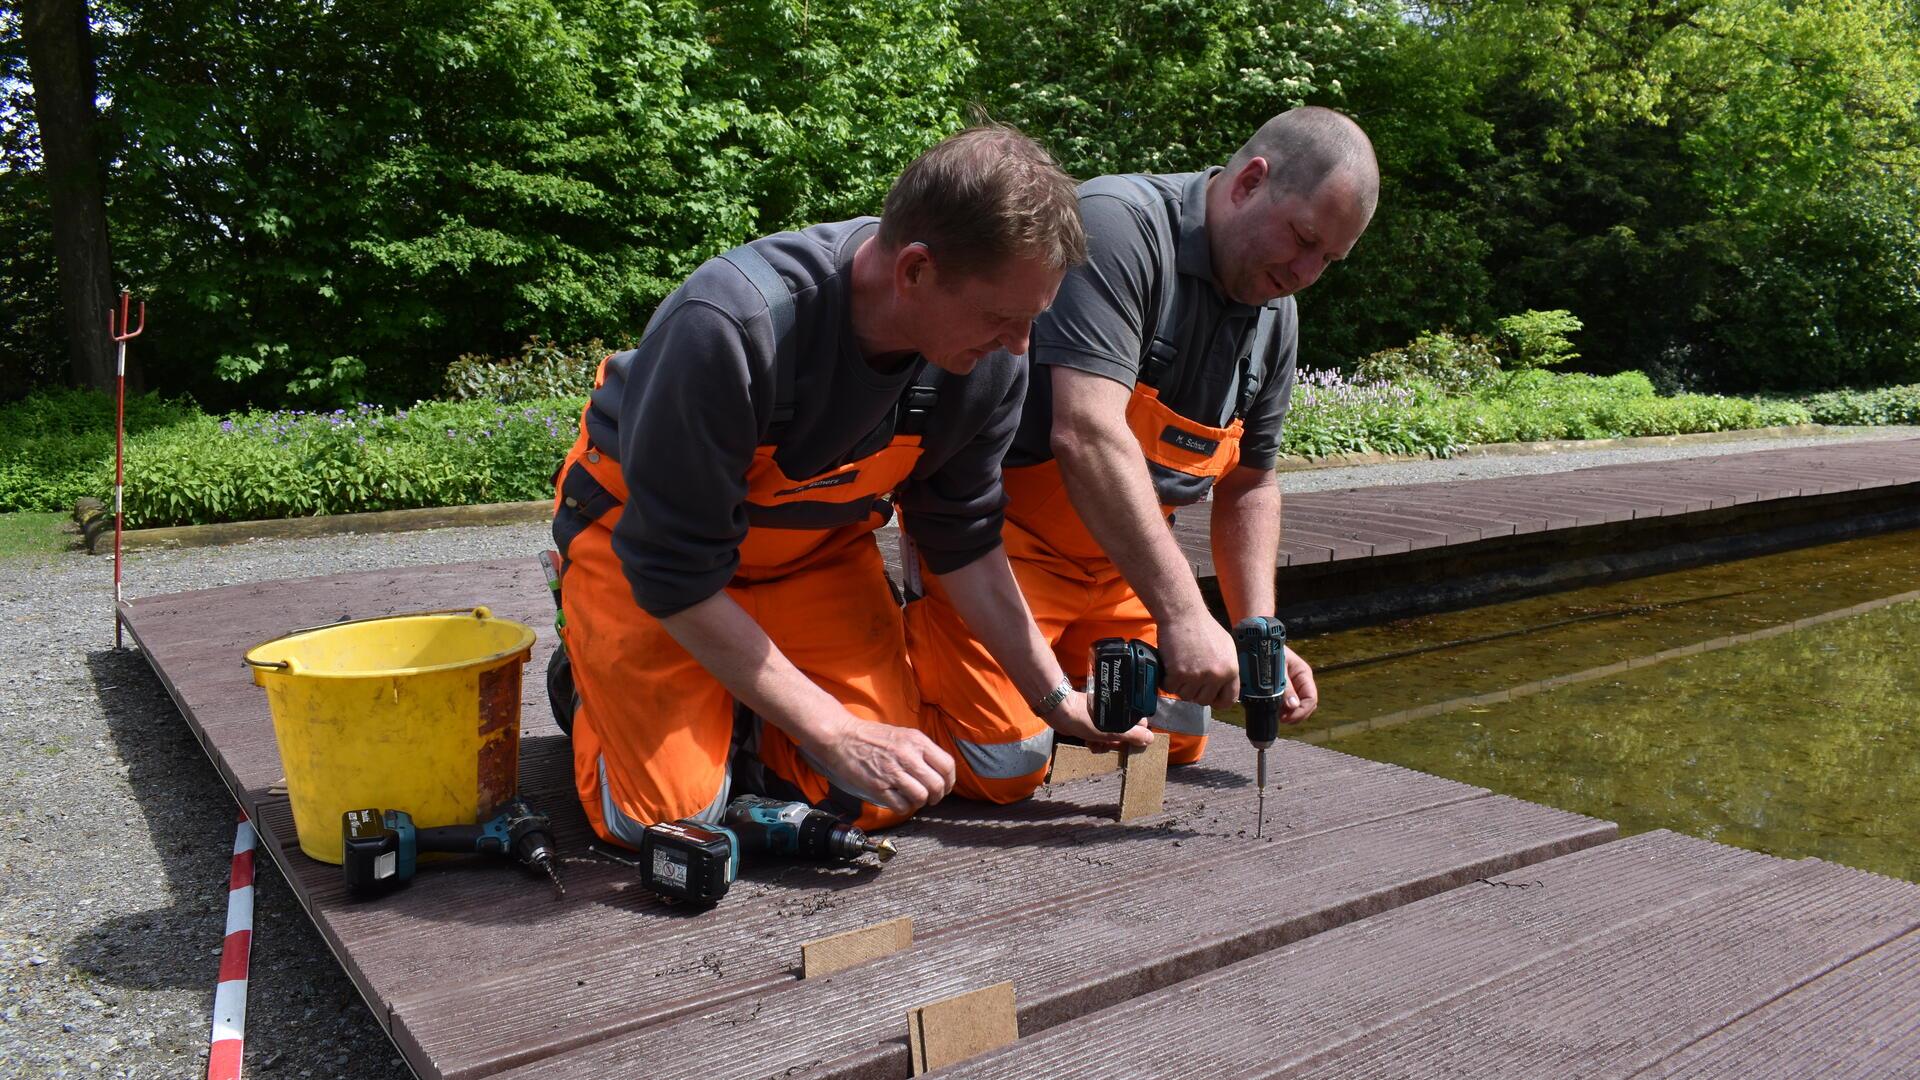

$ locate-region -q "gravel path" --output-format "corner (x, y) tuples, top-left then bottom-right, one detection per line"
(3, 424), (1914, 1079)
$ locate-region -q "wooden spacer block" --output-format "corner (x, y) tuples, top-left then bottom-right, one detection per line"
(1046, 741), (1120, 785)
(907, 980), (1018, 1075)
(1117, 731), (1170, 822)
(799, 915), (913, 978)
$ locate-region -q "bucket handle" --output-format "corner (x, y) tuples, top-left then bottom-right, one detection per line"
(243, 607), (497, 671)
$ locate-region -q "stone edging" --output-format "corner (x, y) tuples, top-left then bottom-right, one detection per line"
(112, 424), (1832, 552)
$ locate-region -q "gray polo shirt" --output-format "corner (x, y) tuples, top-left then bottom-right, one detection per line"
(1008, 169), (1297, 490)
(567, 218), (1025, 618)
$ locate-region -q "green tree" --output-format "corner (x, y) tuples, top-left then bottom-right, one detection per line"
(96, 0), (970, 406)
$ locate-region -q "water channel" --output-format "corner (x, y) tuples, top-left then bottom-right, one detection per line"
(1229, 528), (1920, 882)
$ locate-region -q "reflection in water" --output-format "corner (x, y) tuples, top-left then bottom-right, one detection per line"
(1222, 529), (1920, 881)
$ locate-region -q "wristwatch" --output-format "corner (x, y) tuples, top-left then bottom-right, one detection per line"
(1031, 676), (1074, 717)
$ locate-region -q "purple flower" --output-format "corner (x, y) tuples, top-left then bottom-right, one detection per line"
(220, 420), (235, 433)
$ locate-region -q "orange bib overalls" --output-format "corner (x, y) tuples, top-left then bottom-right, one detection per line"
(905, 381), (1243, 790)
(556, 363), (931, 844)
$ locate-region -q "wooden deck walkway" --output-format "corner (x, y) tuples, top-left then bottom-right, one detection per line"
(1182, 436), (1920, 630)
(120, 438), (1920, 1078)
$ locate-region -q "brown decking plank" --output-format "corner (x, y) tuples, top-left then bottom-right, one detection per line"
(1642, 927), (1920, 1078)
(1278, 524), (1375, 560)
(1281, 508), (1435, 553)
(388, 742), (1474, 1080)
(1270, 858), (1920, 1079)
(1308, 501), (1496, 546)
(1556, 482), (1715, 516)
(1356, 491), (1536, 536)
(1403, 489), (1590, 530)
(484, 796), (1612, 1080)
(931, 831), (1786, 1080)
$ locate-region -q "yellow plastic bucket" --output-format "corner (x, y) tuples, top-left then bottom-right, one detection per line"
(245, 606), (536, 864)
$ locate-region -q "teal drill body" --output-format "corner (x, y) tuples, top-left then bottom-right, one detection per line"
(636, 795), (896, 906)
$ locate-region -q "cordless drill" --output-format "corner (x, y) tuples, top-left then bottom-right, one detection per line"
(1092, 623), (1290, 835)
(341, 797), (565, 899)
(636, 795), (897, 905)
(1233, 616), (1288, 838)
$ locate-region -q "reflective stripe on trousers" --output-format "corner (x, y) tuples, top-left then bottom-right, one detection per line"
(1148, 697), (1209, 736)
(955, 727), (1056, 781)
(597, 755), (732, 848)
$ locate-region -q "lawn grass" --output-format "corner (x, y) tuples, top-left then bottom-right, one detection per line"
(0, 511), (73, 562)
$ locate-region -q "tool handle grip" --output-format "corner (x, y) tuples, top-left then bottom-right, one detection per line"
(414, 823), (499, 854)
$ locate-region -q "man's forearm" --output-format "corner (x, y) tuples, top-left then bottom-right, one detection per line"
(1210, 472), (1281, 623)
(658, 590), (845, 747)
(932, 546), (1065, 704)
(1054, 422), (1212, 626)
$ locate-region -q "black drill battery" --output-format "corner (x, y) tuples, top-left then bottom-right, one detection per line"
(638, 820), (738, 904)
(1091, 637), (1162, 734)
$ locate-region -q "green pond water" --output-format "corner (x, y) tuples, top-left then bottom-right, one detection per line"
(1225, 528), (1920, 881)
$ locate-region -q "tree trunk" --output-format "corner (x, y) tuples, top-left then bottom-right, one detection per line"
(21, 0), (116, 391)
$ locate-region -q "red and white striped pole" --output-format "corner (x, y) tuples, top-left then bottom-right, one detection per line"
(108, 291), (144, 649)
(208, 811), (256, 1080)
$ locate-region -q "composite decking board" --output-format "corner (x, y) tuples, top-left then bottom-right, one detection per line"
(1271, 859), (1920, 1079)
(1465, 484), (1640, 523)
(1556, 483), (1711, 516)
(1277, 525), (1376, 560)
(395, 752), (1500, 1080)
(1410, 491), (1584, 530)
(1281, 519), (1416, 558)
(1357, 493), (1535, 536)
(362, 735), (1381, 993)
(1280, 507), (1447, 551)
(485, 797), (1612, 1080)
(1285, 506), (1477, 548)
(1639, 928), (1920, 1079)
(931, 831), (1788, 1080)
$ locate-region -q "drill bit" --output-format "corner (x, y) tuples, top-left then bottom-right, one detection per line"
(1255, 748), (1268, 838)
(536, 854), (567, 900)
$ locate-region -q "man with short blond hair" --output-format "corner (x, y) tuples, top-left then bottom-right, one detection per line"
(906, 108), (1376, 797)
(548, 126), (1150, 847)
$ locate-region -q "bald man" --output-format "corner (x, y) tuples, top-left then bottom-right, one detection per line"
(903, 107), (1378, 799)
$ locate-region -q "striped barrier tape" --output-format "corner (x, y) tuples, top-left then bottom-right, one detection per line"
(208, 811), (256, 1080)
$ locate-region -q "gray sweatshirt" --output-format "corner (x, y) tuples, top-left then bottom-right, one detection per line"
(575, 218), (1025, 618)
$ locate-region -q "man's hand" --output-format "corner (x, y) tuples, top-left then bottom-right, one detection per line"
(1279, 646), (1319, 724)
(1044, 690), (1154, 752)
(800, 713), (957, 814)
(1157, 613), (1240, 710)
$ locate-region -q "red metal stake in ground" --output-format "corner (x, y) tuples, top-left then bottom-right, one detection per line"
(109, 291), (145, 648)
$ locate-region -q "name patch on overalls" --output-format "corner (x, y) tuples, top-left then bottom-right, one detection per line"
(1159, 426), (1219, 456)
(776, 471), (861, 497)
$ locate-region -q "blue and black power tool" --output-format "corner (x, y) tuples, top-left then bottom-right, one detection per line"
(636, 795), (897, 906)
(341, 797), (565, 900)
(1091, 619), (1290, 832)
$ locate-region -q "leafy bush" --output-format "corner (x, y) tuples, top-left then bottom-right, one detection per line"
(1352, 331), (1503, 397)
(118, 400), (582, 527)
(1281, 367), (1811, 459)
(0, 389), (205, 513)
(1495, 309), (1583, 371)
(443, 339), (612, 403)
(1797, 384), (1920, 426)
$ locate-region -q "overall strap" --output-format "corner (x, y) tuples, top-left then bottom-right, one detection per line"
(1235, 306), (1278, 420)
(718, 244), (800, 441)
